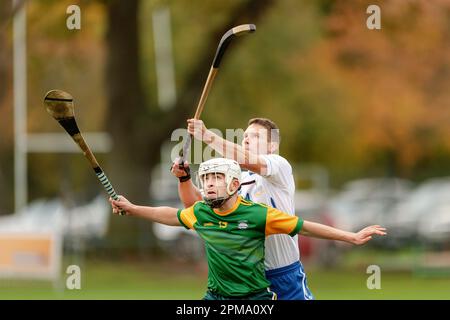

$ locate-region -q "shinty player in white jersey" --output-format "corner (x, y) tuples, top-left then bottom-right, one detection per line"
(171, 117), (314, 300)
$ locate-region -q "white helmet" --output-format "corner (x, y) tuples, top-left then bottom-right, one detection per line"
(198, 158), (241, 208)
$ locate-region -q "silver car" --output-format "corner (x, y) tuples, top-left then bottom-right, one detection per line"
(388, 177), (450, 247)
(327, 178), (412, 234)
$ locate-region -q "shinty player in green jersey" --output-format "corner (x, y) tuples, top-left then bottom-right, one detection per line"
(110, 158), (386, 300)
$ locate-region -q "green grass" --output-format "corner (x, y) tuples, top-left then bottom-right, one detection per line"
(307, 247), (450, 299)
(0, 258), (207, 300)
(1, 255), (449, 300)
(307, 269), (450, 299)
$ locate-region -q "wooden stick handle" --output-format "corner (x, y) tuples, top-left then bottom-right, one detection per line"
(180, 67), (218, 161)
(194, 67), (218, 119)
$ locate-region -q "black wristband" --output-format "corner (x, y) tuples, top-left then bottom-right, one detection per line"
(178, 163), (191, 182)
(179, 174), (191, 182)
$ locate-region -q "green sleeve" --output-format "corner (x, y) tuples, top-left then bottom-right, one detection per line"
(289, 218), (303, 237)
(176, 209), (190, 230)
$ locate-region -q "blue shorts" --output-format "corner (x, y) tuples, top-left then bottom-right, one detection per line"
(265, 260), (314, 300)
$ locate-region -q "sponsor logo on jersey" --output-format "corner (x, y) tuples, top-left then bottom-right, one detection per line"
(238, 221), (249, 230)
(203, 222), (214, 227)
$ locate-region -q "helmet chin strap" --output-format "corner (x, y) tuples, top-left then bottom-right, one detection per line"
(203, 196), (228, 209)
(203, 189), (238, 209)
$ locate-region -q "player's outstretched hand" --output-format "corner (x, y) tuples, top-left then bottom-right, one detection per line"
(352, 225), (387, 245)
(109, 195), (134, 216)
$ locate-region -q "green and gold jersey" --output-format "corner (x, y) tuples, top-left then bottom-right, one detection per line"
(177, 196), (303, 297)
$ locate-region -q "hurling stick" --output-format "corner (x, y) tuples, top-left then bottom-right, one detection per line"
(43, 89), (126, 216)
(179, 24), (256, 163)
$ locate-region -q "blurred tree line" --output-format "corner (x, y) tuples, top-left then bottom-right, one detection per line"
(0, 0), (449, 248)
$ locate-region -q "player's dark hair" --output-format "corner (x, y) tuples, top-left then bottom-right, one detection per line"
(248, 118), (280, 144)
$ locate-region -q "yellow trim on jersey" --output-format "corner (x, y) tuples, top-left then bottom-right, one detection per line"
(265, 207), (302, 236)
(178, 206), (197, 229)
(213, 196), (241, 216)
(240, 198), (253, 206)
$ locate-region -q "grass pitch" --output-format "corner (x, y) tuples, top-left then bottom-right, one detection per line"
(1, 255), (449, 300)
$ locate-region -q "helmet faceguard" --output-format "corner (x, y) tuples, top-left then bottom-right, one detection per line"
(203, 194), (229, 209)
(197, 158), (241, 209)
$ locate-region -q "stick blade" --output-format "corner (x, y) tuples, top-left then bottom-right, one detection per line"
(232, 24), (256, 36)
(43, 90), (75, 120)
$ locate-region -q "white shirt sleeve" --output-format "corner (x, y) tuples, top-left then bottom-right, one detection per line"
(259, 154), (294, 189)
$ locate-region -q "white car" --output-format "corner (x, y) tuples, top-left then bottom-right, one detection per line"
(327, 178), (412, 233)
(388, 177), (450, 246)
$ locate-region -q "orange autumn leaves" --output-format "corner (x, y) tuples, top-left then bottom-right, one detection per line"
(294, 0), (450, 175)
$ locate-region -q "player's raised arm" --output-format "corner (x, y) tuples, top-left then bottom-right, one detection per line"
(187, 119), (268, 175)
(110, 196), (181, 226)
(300, 221), (387, 245)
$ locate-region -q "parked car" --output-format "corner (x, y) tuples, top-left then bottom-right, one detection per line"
(327, 178), (412, 233)
(419, 203), (450, 247)
(152, 199), (204, 262)
(0, 196), (110, 239)
(388, 178), (450, 248)
(295, 190), (342, 267)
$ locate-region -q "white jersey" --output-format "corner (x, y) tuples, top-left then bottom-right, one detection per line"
(239, 154), (300, 271)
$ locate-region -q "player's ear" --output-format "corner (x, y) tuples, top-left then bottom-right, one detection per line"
(232, 179), (240, 192)
(269, 141), (279, 154)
